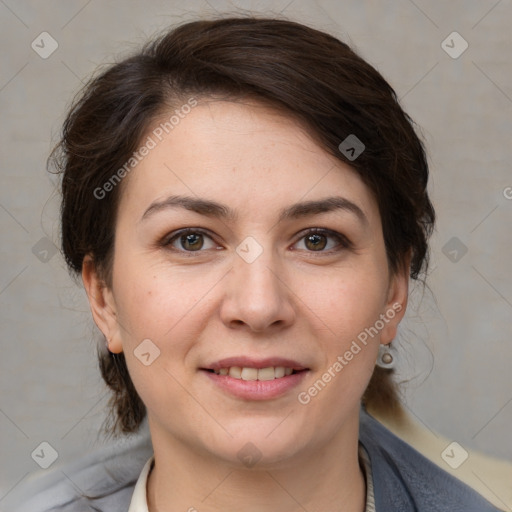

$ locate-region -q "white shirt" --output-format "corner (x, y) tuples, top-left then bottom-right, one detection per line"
(128, 444), (375, 512)
(128, 456), (154, 512)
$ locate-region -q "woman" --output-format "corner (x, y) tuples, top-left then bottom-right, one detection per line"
(6, 16), (507, 512)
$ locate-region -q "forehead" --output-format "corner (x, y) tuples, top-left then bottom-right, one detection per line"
(117, 99), (379, 226)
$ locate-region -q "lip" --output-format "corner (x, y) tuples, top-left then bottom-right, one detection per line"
(203, 356), (308, 371)
(202, 369), (309, 400)
(200, 356), (310, 401)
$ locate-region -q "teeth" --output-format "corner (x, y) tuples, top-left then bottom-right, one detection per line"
(241, 367), (258, 380)
(214, 366), (298, 380)
(228, 366), (242, 379)
(257, 367), (276, 381)
(274, 366), (285, 378)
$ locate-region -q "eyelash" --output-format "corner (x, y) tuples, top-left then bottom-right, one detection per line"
(160, 227), (352, 256)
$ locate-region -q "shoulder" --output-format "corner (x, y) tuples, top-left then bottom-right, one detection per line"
(359, 406), (509, 512)
(1, 434), (153, 512)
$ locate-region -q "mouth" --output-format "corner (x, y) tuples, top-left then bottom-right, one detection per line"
(203, 366), (306, 380)
(200, 357), (309, 400)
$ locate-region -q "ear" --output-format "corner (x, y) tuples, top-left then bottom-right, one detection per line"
(81, 255), (123, 354)
(380, 254), (410, 345)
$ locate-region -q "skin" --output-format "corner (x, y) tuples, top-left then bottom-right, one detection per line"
(82, 99), (409, 512)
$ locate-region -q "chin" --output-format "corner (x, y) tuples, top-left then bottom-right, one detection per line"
(202, 423), (309, 470)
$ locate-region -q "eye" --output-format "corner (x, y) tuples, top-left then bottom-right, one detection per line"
(163, 228), (219, 252)
(293, 228), (351, 253)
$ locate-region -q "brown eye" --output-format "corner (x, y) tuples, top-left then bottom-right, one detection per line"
(164, 229), (218, 252)
(180, 232), (204, 251)
(304, 233), (327, 251)
(294, 229), (351, 253)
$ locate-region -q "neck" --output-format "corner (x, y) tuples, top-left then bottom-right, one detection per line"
(146, 413), (366, 512)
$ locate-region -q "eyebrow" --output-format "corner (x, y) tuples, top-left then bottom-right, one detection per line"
(140, 195), (368, 226)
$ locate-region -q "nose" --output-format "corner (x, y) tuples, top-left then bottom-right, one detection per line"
(219, 244), (296, 333)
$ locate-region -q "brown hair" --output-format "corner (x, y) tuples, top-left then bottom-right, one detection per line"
(51, 16), (435, 435)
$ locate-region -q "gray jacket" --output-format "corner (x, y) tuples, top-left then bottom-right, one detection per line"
(1, 407), (503, 511)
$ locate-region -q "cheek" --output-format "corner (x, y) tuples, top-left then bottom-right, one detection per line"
(300, 263), (388, 345)
(112, 258), (211, 343)
(113, 265), (210, 417)
(295, 271), (384, 419)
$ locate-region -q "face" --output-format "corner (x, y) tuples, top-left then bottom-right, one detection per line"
(84, 99), (408, 468)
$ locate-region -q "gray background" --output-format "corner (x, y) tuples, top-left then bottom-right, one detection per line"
(1, 0), (511, 502)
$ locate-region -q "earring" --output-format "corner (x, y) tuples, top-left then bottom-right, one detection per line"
(376, 343), (395, 369)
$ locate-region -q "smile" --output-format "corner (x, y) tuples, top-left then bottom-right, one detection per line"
(201, 357), (309, 400)
(210, 366), (297, 380)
